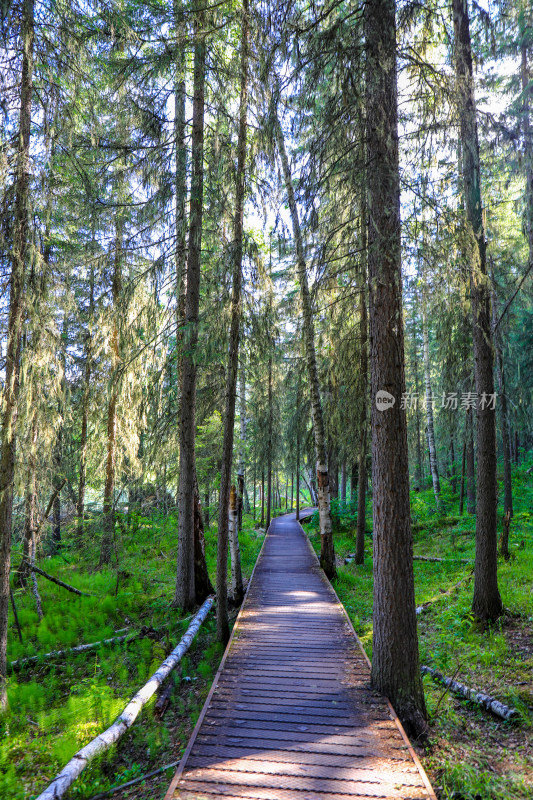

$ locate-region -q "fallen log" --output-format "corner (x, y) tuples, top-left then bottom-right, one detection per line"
(8, 629), (131, 672)
(416, 573), (472, 615)
(344, 553), (471, 566)
(413, 555), (471, 563)
(154, 671), (176, 717)
(87, 760), (180, 800)
(421, 665), (519, 721)
(35, 596), (214, 800)
(22, 561), (91, 597)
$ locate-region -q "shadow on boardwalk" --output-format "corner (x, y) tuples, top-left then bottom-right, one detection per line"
(164, 510), (436, 800)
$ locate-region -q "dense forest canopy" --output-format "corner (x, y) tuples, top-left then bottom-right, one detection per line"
(0, 0), (532, 797)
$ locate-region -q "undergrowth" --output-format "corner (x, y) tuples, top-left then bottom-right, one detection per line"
(306, 458), (533, 800)
(1, 508), (266, 800)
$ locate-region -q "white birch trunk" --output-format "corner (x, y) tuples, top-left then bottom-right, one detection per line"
(34, 597), (213, 800)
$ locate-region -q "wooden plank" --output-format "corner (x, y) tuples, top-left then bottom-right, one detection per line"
(165, 510), (437, 800)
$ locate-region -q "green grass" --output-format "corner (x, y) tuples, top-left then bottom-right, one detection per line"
(306, 460), (533, 800)
(3, 470), (532, 800)
(1, 509), (264, 800)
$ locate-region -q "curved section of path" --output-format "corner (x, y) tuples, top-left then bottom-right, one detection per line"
(165, 510), (436, 800)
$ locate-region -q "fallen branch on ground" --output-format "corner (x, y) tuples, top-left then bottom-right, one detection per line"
(154, 671), (176, 717)
(22, 561), (91, 596)
(9, 587), (23, 643)
(416, 573), (473, 615)
(34, 596), (214, 800)
(421, 665), (519, 721)
(8, 629), (130, 672)
(412, 555), (471, 563)
(87, 761), (180, 800)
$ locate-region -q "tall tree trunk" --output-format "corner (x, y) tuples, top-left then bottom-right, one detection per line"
(459, 434), (467, 515)
(204, 488), (210, 528)
(77, 260), (94, 538)
(174, 0), (187, 314)
(175, 3), (206, 610)
(52, 293), (68, 552)
(296, 431), (300, 521)
(228, 484), (243, 604)
(252, 460), (256, 519)
(291, 472), (294, 511)
(466, 405), (476, 514)
(340, 460), (347, 504)
(193, 476), (213, 603)
(491, 273), (513, 518)
(237, 363), (246, 529)
(413, 326), (424, 491)
(265, 353), (273, 531)
(356, 251), (368, 565)
(452, 0), (502, 621)
(522, 17), (533, 265)
(216, 0), (248, 640)
(100, 228), (122, 566)
(261, 469), (265, 526)
(450, 434), (457, 494)
(18, 421), (37, 587)
(274, 102), (336, 579)
(0, 0), (33, 711)
(328, 443), (338, 501)
(365, 0), (426, 736)
(422, 294), (441, 505)
(351, 462), (358, 507)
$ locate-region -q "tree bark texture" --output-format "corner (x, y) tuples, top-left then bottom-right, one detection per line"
(193, 476), (213, 604)
(0, 0), (33, 711)
(422, 296), (441, 504)
(296, 433), (300, 521)
(266, 353), (273, 531)
(100, 205), (123, 566)
(522, 20), (533, 265)
(452, 0), (502, 621)
(459, 434), (467, 515)
(78, 261), (94, 538)
(216, 0), (248, 640)
(274, 103), (336, 579)
(365, 0), (426, 735)
(491, 277), (512, 518)
(356, 262), (368, 565)
(228, 484), (243, 604)
(413, 328), (424, 491)
(237, 364), (246, 529)
(450, 435), (457, 494)
(466, 405), (475, 514)
(175, 4), (206, 610)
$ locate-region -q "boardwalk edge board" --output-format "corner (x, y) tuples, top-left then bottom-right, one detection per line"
(297, 516), (438, 800)
(165, 510), (437, 800)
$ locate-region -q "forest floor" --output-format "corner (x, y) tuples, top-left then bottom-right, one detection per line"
(305, 459), (533, 800)
(2, 510), (265, 800)
(2, 462), (532, 800)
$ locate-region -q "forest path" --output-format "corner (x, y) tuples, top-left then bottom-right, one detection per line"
(164, 510), (436, 800)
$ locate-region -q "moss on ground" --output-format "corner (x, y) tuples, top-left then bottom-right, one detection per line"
(1, 509), (266, 800)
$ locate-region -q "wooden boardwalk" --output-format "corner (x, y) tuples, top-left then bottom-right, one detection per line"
(165, 511), (437, 800)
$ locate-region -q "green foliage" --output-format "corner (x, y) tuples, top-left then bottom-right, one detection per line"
(2, 510), (263, 798)
(307, 460), (533, 800)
